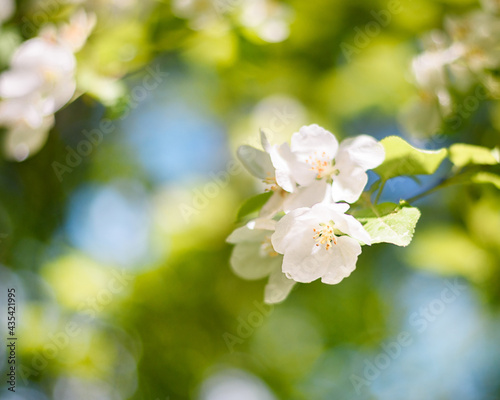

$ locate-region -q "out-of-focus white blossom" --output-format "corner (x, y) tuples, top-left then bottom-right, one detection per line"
(0, 9), (96, 160)
(0, 0), (15, 24)
(445, 11), (500, 73)
(238, 0), (292, 43)
(403, 7), (500, 136)
(171, 0), (292, 42)
(58, 9), (97, 52)
(0, 38), (77, 160)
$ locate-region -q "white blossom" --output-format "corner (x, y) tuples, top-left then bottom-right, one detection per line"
(0, 0), (15, 24)
(271, 125), (385, 203)
(0, 9), (96, 160)
(271, 203), (371, 284)
(41, 9), (97, 52)
(0, 37), (77, 160)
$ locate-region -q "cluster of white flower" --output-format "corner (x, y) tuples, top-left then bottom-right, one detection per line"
(0, 9), (96, 161)
(403, 1), (500, 136)
(227, 125), (385, 303)
(172, 0), (292, 43)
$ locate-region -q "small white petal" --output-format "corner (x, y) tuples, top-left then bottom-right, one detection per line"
(290, 124), (339, 162)
(230, 242), (281, 280)
(330, 211), (371, 245)
(3, 116), (53, 161)
(283, 180), (330, 212)
(269, 142), (298, 192)
(309, 202), (350, 219)
(12, 38), (76, 73)
(0, 69), (43, 98)
(321, 236), (361, 284)
(264, 268), (296, 304)
(41, 78), (76, 114)
(0, 0), (15, 23)
(331, 166), (368, 203)
(252, 218), (277, 231)
(336, 135), (385, 171)
(227, 225), (267, 244)
(237, 145), (275, 179)
(281, 250), (328, 283)
(260, 128), (272, 153)
(259, 191), (285, 219)
(271, 207), (316, 254)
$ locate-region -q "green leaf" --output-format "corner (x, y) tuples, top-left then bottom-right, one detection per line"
(374, 136), (448, 181)
(440, 169), (500, 190)
(449, 144), (500, 167)
(237, 192), (273, 221)
(355, 202), (421, 247)
(470, 171), (500, 189)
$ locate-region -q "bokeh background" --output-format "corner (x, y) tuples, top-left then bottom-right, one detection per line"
(1, 0), (500, 399)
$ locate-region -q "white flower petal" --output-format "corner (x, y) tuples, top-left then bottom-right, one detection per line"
(237, 145), (274, 180)
(281, 249), (328, 283)
(321, 236), (361, 284)
(283, 180), (329, 212)
(260, 128), (272, 153)
(42, 78), (77, 114)
(330, 212), (371, 245)
(271, 207), (316, 254)
(12, 38), (76, 73)
(230, 242), (282, 280)
(336, 135), (385, 171)
(0, 70), (43, 98)
(59, 9), (97, 52)
(227, 224), (268, 244)
(269, 142), (298, 192)
(331, 166), (368, 203)
(3, 116), (53, 161)
(251, 218), (276, 231)
(264, 267), (296, 304)
(0, 0), (14, 23)
(259, 190), (286, 218)
(309, 202), (350, 218)
(290, 124), (339, 162)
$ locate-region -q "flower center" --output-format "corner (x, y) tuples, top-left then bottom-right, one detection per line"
(305, 151), (335, 179)
(260, 236), (279, 257)
(313, 221), (337, 250)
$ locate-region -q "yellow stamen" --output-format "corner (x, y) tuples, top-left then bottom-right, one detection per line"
(263, 174), (279, 192)
(260, 236), (279, 257)
(306, 151), (334, 179)
(313, 221), (338, 250)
